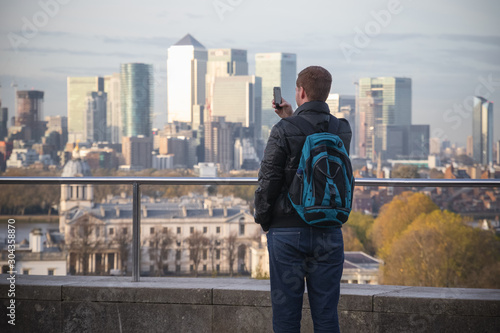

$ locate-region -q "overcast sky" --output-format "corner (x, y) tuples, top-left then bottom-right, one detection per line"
(1, 0), (499, 145)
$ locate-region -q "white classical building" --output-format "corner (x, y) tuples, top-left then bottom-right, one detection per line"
(59, 146), (261, 276)
(0, 228), (66, 276)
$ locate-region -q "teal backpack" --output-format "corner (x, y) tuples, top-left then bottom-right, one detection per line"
(284, 115), (354, 227)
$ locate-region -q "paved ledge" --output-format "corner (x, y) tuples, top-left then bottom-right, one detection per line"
(1, 275), (499, 332)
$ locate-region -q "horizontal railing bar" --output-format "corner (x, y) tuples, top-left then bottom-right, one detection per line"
(0, 177), (499, 187)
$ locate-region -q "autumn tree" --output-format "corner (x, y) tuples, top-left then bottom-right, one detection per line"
(372, 192), (438, 257)
(148, 228), (174, 276)
(186, 230), (209, 277)
(382, 210), (500, 288)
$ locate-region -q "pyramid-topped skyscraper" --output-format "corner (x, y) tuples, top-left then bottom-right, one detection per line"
(167, 34), (207, 125)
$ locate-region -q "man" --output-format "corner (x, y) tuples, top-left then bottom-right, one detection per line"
(255, 66), (352, 333)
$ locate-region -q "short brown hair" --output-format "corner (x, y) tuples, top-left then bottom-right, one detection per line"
(296, 66), (332, 102)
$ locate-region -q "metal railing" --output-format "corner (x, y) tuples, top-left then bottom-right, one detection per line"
(1, 176), (499, 282)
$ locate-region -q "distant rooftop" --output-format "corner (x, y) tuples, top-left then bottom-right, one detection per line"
(174, 34), (205, 49)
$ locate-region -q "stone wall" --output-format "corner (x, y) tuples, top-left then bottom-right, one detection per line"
(1, 275), (499, 332)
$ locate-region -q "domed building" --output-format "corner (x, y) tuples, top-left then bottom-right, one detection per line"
(59, 145), (94, 232)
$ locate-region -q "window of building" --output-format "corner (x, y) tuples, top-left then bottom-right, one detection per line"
(123, 227), (128, 235)
(150, 227), (155, 234)
(190, 265), (194, 272)
(216, 226), (221, 234)
(190, 227), (194, 234)
(239, 223), (245, 235)
(176, 240), (181, 247)
(216, 249), (220, 260)
(176, 264), (181, 273)
(215, 240), (221, 246)
(203, 249), (207, 260)
(47, 269), (54, 276)
(216, 264), (220, 272)
(163, 227), (168, 234)
(177, 227), (181, 234)
(203, 265), (207, 272)
(176, 250), (181, 261)
(203, 226), (207, 233)
(109, 228), (114, 236)
(23, 269), (30, 275)
(96, 226), (100, 237)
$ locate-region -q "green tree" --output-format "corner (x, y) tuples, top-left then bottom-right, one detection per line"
(346, 212), (375, 255)
(391, 165), (420, 178)
(343, 226), (365, 251)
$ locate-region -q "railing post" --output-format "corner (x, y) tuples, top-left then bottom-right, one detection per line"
(132, 182), (141, 282)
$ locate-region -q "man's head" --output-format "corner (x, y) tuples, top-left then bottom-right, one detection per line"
(295, 66), (332, 106)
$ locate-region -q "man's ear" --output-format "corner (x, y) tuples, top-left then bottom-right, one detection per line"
(300, 87), (307, 100)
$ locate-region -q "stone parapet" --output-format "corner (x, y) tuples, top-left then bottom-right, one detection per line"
(1, 275), (499, 332)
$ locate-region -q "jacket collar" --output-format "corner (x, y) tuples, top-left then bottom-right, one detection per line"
(293, 101), (330, 116)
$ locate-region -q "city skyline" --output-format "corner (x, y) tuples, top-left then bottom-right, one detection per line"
(0, 0), (499, 145)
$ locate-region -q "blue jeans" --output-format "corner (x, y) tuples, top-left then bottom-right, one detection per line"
(267, 227), (344, 333)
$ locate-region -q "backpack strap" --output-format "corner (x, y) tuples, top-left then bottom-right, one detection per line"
(283, 114), (340, 136)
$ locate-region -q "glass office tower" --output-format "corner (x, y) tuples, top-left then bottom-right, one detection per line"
(255, 53), (296, 132)
(67, 77), (104, 143)
(473, 96), (494, 165)
(357, 77), (412, 159)
(167, 34), (207, 125)
(120, 63), (153, 137)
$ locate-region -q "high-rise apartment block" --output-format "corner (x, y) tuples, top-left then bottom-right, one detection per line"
(167, 34), (207, 125)
(255, 53), (296, 131)
(472, 96), (494, 165)
(67, 77), (104, 143)
(120, 63), (153, 138)
(122, 136), (153, 170)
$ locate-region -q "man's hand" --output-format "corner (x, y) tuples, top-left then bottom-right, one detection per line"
(273, 97), (294, 119)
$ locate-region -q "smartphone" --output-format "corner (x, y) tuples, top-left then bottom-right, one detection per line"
(273, 87), (282, 109)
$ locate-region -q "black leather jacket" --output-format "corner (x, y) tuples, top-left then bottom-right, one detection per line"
(254, 101), (352, 231)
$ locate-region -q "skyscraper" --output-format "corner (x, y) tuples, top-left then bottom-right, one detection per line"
(206, 48), (248, 123)
(104, 73), (121, 144)
(120, 63), (153, 137)
(357, 77), (412, 159)
(327, 93), (356, 154)
(211, 75), (262, 140)
(472, 96), (494, 165)
(14, 90), (45, 142)
(255, 53), (296, 131)
(167, 34), (207, 125)
(67, 77), (104, 143)
(0, 107), (8, 140)
(85, 91), (107, 143)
